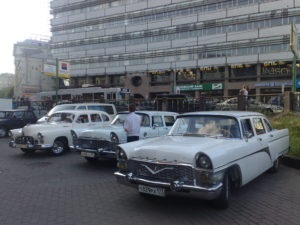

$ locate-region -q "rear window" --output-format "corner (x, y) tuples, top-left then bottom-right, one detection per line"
(87, 105), (114, 115)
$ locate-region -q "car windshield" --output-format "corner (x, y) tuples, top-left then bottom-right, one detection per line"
(110, 113), (128, 126)
(48, 112), (74, 123)
(169, 115), (241, 139)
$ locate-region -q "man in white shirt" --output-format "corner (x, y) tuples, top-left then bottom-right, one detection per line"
(124, 103), (141, 142)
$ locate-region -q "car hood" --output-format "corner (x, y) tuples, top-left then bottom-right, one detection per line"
(78, 125), (123, 138)
(21, 122), (72, 134)
(121, 135), (244, 167)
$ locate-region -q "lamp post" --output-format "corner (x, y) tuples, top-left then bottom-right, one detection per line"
(55, 58), (59, 103)
(290, 23), (299, 92)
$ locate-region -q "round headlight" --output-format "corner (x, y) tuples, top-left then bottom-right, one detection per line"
(196, 153), (212, 169)
(37, 132), (44, 139)
(70, 130), (77, 139)
(116, 147), (127, 160)
(110, 133), (119, 144)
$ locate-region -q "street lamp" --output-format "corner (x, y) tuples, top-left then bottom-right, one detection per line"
(290, 23), (299, 92)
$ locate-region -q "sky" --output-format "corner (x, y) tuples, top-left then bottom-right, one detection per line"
(0, 0), (51, 74)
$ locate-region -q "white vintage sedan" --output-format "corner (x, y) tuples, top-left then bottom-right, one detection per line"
(114, 111), (289, 209)
(71, 111), (178, 162)
(9, 110), (111, 155)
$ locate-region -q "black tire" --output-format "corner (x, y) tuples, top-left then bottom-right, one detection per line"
(0, 126), (7, 138)
(51, 139), (67, 156)
(212, 172), (230, 209)
(21, 148), (36, 153)
(268, 158), (279, 173)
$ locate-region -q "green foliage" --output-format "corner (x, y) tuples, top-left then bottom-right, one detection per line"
(269, 113), (300, 157)
(0, 86), (14, 98)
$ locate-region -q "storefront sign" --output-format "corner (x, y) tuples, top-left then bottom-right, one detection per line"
(178, 83), (223, 91)
(254, 81), (292, 87)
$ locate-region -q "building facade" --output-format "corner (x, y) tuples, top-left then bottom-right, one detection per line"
(13, 39), (56, 99)
(50, 0), (300, 99)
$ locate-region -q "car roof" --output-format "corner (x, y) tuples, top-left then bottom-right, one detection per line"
(54, 103), (114, 106)
(118, 111), (179, 116)
(53, 110), (110, 115)
(180, 111), (264, 118)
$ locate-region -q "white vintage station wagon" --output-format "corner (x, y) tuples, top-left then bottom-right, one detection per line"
(9, 110), (111, 155)
(114, 111), (289, 209)
(71, 111), (178, 162)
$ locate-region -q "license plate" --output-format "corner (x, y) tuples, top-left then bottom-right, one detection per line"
(81, 152), (95, 158)
(138, 185), (166, 197)
(16, 144), (28, 148)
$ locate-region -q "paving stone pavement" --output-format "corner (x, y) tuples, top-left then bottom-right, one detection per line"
(0, 137), (299, 225)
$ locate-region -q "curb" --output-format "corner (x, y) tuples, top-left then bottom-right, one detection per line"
(281, 155), (300, 169)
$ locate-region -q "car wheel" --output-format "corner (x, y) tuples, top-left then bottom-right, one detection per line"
(85, 157), (98, 163)
(212, 172), (230, 209)
(0, 126), (7, 137)
(21, 148), (36, 153)
(268, 158), (279, 173)
(51, 139), (66, 156)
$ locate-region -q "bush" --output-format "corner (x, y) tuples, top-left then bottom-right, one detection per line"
(269, 113), (300, 157)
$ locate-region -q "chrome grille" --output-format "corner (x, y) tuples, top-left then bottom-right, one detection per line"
(128, 160), (194, 185)
(15, 136), (34, 145)
(77, 138), (115, 151)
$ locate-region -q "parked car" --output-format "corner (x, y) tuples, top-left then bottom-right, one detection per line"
(71, 111), (178, 162)
(9, 110), (111, 155)
(267, 95), (284, 107)
(114, 111), (289, 209)
(37, 103), (117, 123)
(0, 109), (37, 137)
(215, 97), (283, 113)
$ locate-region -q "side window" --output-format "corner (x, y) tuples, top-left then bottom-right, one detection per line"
(90, 114), (102, 122)
(152, 116), (163, 127)
(23, 112), (32, 119)
(88, 105), (114, 115)
(241, 119), (254, 138)
(76, 114), (89, 123)
(164, 116), (176, 127)
(102, 114), (110, 122)
(14, 112), (23, 119)
(141, 115), (150, 127)
(253, 118), (266, 135)
(263, 118), (273, 132)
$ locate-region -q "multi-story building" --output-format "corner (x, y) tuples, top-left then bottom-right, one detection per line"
(13, 39), (56, 98)
(50, 0), (300, 99)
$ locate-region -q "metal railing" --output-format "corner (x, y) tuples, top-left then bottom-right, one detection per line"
(13, 92), (300, 118)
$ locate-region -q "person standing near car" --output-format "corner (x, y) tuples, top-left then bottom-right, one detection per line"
(239, 85), (249, 110)
(124, 103), (141, 142)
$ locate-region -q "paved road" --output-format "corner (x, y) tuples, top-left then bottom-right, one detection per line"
(0, 137), (299, 225)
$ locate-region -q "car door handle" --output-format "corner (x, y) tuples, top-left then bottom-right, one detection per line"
(269, 134), (274, 137)
(257, 138), (262, 141)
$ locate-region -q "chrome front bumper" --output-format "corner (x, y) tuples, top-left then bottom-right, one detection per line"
(73, 146), (116, 159)
(9, 140), (52, 150)
(114, 171), (223, 200)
